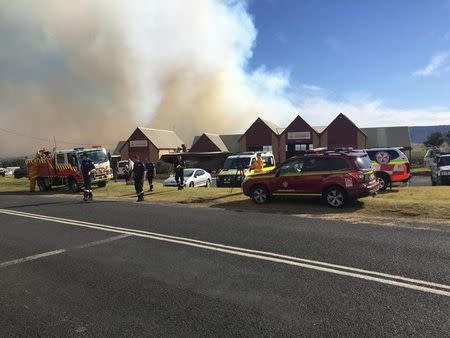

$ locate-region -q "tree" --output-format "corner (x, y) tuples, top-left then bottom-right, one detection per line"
(424, 132), (445, 147)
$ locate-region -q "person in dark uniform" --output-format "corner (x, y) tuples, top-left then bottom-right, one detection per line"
(174, 155), (185, 190)
(132, 156), (146, 201)
(145, 160), (156, 191)
(81, 152), (96, 201)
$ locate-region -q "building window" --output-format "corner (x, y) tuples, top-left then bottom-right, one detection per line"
(309, 144), (314, 149)
(295, 144), (307, 151)
(262, 145), (272, 152)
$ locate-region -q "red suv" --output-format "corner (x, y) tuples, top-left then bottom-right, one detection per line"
(242, 150), (379, 208)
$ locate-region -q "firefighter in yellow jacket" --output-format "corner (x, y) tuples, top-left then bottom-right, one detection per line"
(27, 156), (40, 192)
(248, 153), (265, 173)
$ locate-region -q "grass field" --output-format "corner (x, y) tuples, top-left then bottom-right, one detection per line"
(1, 177), (449, 222)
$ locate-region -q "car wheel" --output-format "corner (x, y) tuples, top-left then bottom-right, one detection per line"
(324, 186), (346, 208)
(67, 178), (79, 193)
(205, 179), (211, 187)
(251, 185), (271, 204)
(375, 173), (390, 191)
(189, 181), (195, 187)
(37, 178), (46, 192)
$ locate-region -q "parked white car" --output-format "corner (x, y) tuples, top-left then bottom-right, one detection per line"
(5, 167), (20, 176)
(117, 160), (129, 178)
(163, 168), (212, 187)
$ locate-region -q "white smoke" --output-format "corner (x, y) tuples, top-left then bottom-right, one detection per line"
(0, 0), (296, 156)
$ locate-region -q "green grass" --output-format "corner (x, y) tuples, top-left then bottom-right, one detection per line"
(411, 166), (430, 176)
(0, 177), (29, 191)
(1, 177), (449, 222)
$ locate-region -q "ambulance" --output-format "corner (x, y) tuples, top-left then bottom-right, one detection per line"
(364, 148), (411, 190)
(216, 152), (276, 187)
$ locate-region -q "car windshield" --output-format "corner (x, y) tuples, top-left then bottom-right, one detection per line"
(439, 156), (450, 166)
(184, 169), (195, 176)
(78, 149), (109, 164)
(118, 162), (127, 167)
(355, 155), (372, 170)
(223, 157), (251, 170)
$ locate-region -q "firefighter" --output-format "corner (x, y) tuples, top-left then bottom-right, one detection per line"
(132, 156), (146, 201)
(27, 158), (38, 192)
(174, 155), (185, 190)
(81, 152), (96, 201)
(145, 159), (156, 191)
(248, 153), (265, 173)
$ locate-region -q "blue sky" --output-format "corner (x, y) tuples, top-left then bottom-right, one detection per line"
(247, 0), (450, 110)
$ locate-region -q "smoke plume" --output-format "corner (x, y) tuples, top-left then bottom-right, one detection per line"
(0, 0), (295, 156)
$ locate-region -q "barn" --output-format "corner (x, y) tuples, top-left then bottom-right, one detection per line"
(319, 113), (367, 149)
(238, 118), (281, 161)
(279, 115), (321, 162)
(120, 127), (184, 162)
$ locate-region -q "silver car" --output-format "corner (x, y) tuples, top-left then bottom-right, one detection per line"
(163, 168), (212, 187)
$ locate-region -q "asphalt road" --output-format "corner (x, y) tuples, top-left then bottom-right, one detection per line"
(0, 194), (449, 336)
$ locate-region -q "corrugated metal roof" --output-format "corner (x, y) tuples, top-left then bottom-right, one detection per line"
(204, 133), (229, 152)
(112, 141), (126, 155)
(321, 113), (366, 136)
(219, 134), (242, 153)
(361, 126), (411, 148)
(261, 119), (281, 134)
(191, 135), (201, 148)
(138, 127), (184, 149)
(313, 126), (327, 134)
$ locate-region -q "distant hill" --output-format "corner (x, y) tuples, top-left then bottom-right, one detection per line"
(409, 125), (450, 144)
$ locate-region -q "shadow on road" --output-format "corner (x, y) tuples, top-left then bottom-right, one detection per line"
(211, 195), (365, 216)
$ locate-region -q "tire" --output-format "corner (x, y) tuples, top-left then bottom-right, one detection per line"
(67, 178), (79, 193)
(205, 179), (211, 188)
(189, 181), (195, 187)
(251, 185), (271, 204)
(324, 186), (347, 208)
(97, 181), (107, 188)
(375, 172), (390, 191)
(37, 178), (47, 192)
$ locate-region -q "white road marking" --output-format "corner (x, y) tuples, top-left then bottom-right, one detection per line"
(0, 234), (130, 268)
(1, 208), (449, 297)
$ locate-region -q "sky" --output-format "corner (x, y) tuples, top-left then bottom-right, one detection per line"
(247, 0), (450, 120)
(0, 0), (449, 156)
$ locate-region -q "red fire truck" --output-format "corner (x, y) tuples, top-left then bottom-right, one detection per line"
(27, 146), (113, 192)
